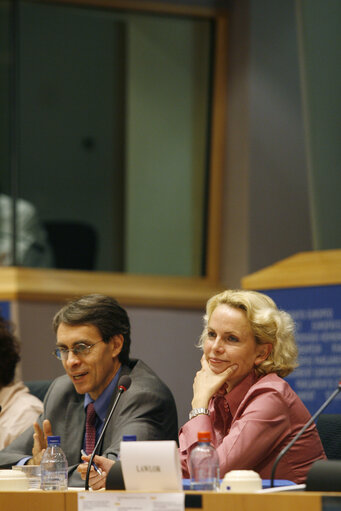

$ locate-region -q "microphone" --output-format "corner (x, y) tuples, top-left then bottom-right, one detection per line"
(85, 375), (131, 490)
(270, 380), (341, 487)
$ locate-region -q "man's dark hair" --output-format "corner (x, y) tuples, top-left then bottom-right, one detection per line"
(53, 294), (131, 365)
(0, 315), (20, 387)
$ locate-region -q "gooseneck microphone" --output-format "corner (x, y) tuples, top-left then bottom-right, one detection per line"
(270, 380), (341, 487)
(85, 375), (131, 490)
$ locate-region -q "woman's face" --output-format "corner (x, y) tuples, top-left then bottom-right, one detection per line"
(203, 304), (270, 388)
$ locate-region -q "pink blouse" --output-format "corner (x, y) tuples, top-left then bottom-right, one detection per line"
(179, 372), (326, 483)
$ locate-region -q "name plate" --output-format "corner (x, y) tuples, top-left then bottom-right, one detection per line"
(78, 492), (185, 511)
(120, 440), (182, 491)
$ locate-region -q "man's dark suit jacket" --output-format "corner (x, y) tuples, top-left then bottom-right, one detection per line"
(0, 359), (178, 486)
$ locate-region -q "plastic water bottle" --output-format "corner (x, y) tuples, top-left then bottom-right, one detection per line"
(189, 431), (219, 491)
(40, 436), (68, 491)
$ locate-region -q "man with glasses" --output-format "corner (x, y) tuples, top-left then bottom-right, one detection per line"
(0, 294), (178, 487)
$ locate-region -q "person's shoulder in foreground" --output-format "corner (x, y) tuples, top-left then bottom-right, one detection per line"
(179, 289), (326, 484)
(0, 315), (43, 450)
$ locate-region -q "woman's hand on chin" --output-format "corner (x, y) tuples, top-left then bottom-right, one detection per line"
(191, 355), (238, 409)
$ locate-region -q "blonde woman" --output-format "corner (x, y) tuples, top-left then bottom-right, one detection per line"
(179, 289), (325, 483)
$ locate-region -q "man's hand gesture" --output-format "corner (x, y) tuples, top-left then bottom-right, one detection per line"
(27, 419), (53, 465)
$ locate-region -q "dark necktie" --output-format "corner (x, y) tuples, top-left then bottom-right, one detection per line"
(85, 402), (97, 454)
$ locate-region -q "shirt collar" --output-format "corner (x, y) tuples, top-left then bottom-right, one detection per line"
(84, 367), (122, 422)
(222, 370), (259, 417)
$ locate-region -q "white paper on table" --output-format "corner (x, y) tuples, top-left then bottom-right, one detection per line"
(78, 491), (185, 511)
(257, 484), (306, 493)
(120, 440), (182, 491)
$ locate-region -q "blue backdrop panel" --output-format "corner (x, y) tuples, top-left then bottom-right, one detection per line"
(0, 301), (10, 320)
(263, 285), (341, 415)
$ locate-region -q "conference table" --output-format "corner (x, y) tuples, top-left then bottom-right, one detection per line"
(0, 490), (340, 511)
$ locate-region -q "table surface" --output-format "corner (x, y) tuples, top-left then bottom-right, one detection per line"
(0, 490), (340, 511)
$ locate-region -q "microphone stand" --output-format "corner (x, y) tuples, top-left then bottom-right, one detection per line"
(270, 381), (341, 487)
(85, 379), (130, 490)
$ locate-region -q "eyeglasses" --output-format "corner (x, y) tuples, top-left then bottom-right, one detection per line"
(52, 340), (105, 361)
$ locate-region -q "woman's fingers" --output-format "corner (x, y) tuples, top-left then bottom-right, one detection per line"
(225, 364), (238, 377)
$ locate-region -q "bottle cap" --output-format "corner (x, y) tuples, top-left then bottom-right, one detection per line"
(47, 435), (61, 446)
(122, 435), (137, 441)
(197, 431), (211, 442)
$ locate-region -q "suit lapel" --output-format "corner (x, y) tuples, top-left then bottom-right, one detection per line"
(98, 363), (133, 453)
(63, 396), (85, 465)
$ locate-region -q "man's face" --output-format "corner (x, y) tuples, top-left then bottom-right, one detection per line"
(56, 322), (123, 400)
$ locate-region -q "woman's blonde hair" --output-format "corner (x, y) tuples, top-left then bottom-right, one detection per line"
(198, 289), (298, 377)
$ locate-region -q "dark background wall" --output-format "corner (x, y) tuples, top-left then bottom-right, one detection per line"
(222, 0), (340, 287)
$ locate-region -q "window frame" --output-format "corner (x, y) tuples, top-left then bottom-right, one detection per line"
(8, 0), (228, 308)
